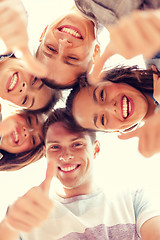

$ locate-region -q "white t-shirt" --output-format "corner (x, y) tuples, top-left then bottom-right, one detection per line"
(20, 188), (160, 240)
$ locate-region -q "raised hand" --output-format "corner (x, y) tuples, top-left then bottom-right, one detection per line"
(118, 110), (160, 158)
(0, 0), (47, 77)
(88, 9), (160, 85)
(3, 159), (56, 232)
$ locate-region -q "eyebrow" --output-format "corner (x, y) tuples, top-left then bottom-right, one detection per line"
(93, 87), (98, 103)
(46, 137), (85, 145)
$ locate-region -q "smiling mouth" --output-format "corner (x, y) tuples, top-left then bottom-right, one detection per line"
(11, 129), (19, 144)
(58, 164), (80, 173)
(58, 25), (83, 39)
(122, 96), (131, 119)
(8, 72), (19, 92)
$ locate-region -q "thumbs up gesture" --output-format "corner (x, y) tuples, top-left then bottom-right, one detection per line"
(3, 160), (56, 233)
(0, 0), (47, 78)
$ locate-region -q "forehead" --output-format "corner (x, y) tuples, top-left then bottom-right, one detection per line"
(73, 86), (94, 111)
(46, 122), (88, 142)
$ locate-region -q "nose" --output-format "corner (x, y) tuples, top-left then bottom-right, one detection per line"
(58, 39), (72, 54)
(59, 148), (74, 162)
(19, 81), (28, 93)
(103, 101), (117, 115)
(22, 126), (29, 138)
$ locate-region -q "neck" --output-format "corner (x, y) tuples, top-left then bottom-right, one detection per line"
(55, 176), (98, 199)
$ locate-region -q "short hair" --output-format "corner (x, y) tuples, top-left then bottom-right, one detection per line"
(26, 89), (62, 114)
(41, 77), (78, 90)
(43, 108), (96, 144)
(36, 45), (80, 90)
(0, 143), (44, 171)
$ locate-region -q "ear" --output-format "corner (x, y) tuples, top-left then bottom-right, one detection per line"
(39, 25), (49, 42)
(43, 146), (46, 157)
(94, 140), (100, 158)
(87, 44), (101, 79)
(92, 44), (101, 63)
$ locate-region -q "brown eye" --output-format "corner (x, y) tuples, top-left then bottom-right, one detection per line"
(100, 90), (104, 101)
(32, 77), (38, 85)
(47, 46), (57, 53)
(27, 116), (32, 126)
(101, 114), (105, 126)
(32, 135), (36, 146)
(68, 56), (79, 61)
(22, 96), (27, 105)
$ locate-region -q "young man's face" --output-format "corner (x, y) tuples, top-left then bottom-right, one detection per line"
(44, 122), (98, 194)
(37, 8), (96, 87)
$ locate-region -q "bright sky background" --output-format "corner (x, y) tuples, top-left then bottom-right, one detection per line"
(0, 0), (160, 220)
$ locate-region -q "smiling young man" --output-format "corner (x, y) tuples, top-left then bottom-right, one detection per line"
(36, 6), (102, 89)
(1, 108), (160, 240)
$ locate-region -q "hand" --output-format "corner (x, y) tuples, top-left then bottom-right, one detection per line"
(3, 160), (56, 232)
(88, 9), (160, 85)
(118, 111), (160, 158)
(152, 65), (160, 104)
(0, 0), (47, 78)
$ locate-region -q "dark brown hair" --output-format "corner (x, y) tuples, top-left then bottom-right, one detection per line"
(43, 108), (96, 144)
(0, 143), (44, 171)
(66, 65), (157, 115)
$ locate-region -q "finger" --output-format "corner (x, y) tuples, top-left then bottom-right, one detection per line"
(118, 129), (138, 140)
(88, 42), (115, 84)
(15, 47), (48, 78)
(40, 160), (57, 195)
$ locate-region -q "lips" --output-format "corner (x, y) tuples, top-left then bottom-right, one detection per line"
(11, 128), (20, 144)
(58, 164), (80, 173)
(58, 25), (83, 39)
(7, 72), (19, 92)
(121, 95), (134, 119)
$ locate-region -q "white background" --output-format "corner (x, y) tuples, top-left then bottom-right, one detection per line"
(0, 0), (160, 220)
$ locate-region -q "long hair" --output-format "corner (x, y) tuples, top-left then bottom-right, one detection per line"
(0, 143), (44, 171)
(102, 65), (155, 95)
(66, 65), (157, 115)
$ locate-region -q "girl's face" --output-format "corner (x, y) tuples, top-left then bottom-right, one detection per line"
(0, 113), (44, 153)
(72, 81), (150, 132)
(0, 58), (54, 110)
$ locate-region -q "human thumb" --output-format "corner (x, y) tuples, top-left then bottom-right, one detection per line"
(15, 47), (48, 78)
(40, 160), (57, 196)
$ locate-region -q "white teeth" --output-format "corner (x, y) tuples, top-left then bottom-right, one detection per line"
(60, 165), (77, 172)
(122, 96), (128, 118)
(129, 102), (131, 113)
(61, 27), (81, 38)
(13, 130), (19, 142)
(8, 73), (18, 90)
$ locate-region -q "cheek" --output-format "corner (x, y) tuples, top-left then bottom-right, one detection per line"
(46, 151), (57, 160)
(17, 141), (32, 153)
